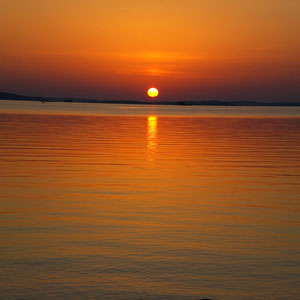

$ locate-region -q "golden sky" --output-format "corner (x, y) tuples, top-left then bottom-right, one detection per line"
(1, 0), (300, 101)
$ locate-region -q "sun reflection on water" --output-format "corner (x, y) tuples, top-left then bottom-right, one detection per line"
(147, 116), (158, 159)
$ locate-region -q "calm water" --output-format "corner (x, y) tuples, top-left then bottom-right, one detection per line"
(1, 101), (300, 299)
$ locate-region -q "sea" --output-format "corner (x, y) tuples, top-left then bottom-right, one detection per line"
(0, 100), (300, 299)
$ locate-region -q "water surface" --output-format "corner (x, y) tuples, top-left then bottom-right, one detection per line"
(0, 102), (300, 299)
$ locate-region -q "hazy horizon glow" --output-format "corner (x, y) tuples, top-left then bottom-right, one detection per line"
(1, 0), (300, 101)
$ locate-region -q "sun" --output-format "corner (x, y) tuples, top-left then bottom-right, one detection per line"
(147, 87), (159, 98)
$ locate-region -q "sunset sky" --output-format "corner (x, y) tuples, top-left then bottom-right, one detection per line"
(1, 0), (300, 101)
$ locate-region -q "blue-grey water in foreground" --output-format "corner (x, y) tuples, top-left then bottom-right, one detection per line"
(0, 101), (300, 299)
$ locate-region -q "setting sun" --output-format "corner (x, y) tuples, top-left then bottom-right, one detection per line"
(147, 88), (159, 98)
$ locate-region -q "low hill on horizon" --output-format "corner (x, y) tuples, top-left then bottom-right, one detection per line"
(1, 91), (299, 106)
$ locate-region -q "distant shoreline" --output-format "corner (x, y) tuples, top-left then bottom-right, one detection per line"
(1, 92), (300, 107)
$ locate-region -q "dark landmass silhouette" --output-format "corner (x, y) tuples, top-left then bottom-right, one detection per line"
(1, 91), (300, 106)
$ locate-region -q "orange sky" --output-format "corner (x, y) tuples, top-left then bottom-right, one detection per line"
(1, 0), (300, 101)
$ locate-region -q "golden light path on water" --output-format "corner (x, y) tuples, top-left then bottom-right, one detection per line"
(147, 116), (158, 160)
